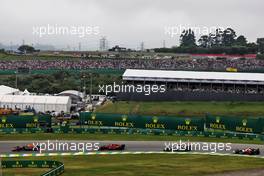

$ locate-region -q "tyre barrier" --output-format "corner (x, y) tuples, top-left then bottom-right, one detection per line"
(1, 160), (64, 176)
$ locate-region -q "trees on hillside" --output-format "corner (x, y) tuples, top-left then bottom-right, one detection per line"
(257, 38), (264, 54)
(155, 27), (262, 54)
(180, 29), (196, 47)
(18, 45), (36, 53)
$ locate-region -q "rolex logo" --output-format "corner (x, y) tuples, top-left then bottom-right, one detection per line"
(242, 119), (247, 126)
(33, 117), (38, 122)
(122, 115), (128, 122)
(1, 117), (6, 123)
(91, 114), (96, 120)
(216, 117), (221, 123)
(153, 116), (158, 123)
(185, 119), (191, 125)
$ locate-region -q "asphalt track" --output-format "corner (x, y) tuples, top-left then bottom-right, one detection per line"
(0, 140), (263, 157)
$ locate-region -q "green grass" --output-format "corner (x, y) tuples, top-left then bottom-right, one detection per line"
(96, 101), (264, 117)
(2, 168), (49, 176)
(2, 154), (264, 176)
(0, 133), (263, 144)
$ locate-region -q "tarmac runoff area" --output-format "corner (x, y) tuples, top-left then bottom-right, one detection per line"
(0, 141), (263, 158)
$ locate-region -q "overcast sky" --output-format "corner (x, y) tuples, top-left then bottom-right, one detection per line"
(0, 0), (263, 50)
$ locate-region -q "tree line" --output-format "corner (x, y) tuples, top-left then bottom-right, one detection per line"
(155, 28), (264, 55)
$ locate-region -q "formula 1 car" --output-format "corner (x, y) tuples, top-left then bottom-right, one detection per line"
(233, 148), (260, 155)
(99, 144), (126, 151)
(12, 144), (40, 152)
(164, 145), (192, 152)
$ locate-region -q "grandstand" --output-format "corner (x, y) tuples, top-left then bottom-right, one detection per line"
(118, 69), (264, 101)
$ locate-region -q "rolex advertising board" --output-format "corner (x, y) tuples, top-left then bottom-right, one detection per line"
(206, 115), (262, 134)
(0, 115), (51, 128)
(79, 112), (204, 131)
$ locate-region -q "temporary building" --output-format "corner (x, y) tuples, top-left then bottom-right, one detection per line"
(0, 95), (71, 112)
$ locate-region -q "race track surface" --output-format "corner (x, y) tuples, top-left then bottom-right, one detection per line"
(0, 140), (263, 157)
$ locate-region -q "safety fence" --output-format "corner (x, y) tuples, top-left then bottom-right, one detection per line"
(1, 160), (64, 176)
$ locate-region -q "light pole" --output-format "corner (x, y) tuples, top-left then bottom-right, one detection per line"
(15, 70), (18, 89)
(82, 74), (86, 98)
(89, 73), (93, 104)
(0, 157), (2, 176)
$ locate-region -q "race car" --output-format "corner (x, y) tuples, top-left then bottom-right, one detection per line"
(98, 144), (126, 151)
(164, 145), (192, 152)
(12, 144), (40, 152)
(233, 148), (260, 155)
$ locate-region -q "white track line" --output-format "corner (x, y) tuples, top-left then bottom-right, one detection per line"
(1, 151), (263, 159)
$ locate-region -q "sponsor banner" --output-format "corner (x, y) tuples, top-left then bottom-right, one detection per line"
(261, 118), (264, 134)
(80, 112), (137, 128)
(206, 115), (262, 134)
(0, 115), (51, 128)
(1, 160), (64, 176)
(51, 127), (263, 140)
(0, 128), (45, 134)
(79, 112), (204, 131)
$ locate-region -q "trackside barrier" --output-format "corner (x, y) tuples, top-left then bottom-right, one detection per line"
(79, 112), (264, 134)
(53, 127), (264, 141)
(0, 127), (263, 140)
(205, 115), (262, 134)
(1, 160), (64, 176)
(79, 112), (205, 131)
(0, 115), (52, 128)
(0, 128), (46, 134)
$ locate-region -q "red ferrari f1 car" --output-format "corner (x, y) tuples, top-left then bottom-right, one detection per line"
(233, 148), (260, 155)
(99, 144), (126, 151)
(12, 144), (40, 152)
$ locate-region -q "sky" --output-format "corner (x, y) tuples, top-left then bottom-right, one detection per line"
(0, 0), (263, 50)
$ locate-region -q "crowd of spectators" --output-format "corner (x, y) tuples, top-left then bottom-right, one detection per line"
(167, 83), (264, 94)
(0, 57), (264, 72)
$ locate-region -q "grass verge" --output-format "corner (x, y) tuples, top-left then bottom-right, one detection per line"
(2, 154), (264, 176)
(96, 101), (264, 117)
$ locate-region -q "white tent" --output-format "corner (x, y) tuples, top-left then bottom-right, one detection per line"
(22, 89), (30, 95)
(0, 85), (20, 95)
(0, 95), (71, 112)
